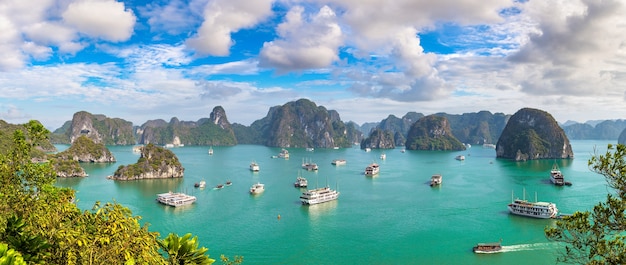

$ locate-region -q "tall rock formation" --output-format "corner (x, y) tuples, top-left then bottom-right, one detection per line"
(376, 112), (424, 146)
(434, 111), (509, 145)
(361, 128), (395, 149)
(55, 135), (116, 163)
(51, 111), (135, 145)
(496, 108), (574, 161)
(137, 106), (237, 146)
(109, 143), (184, 180)
(405, 115), (465, 151)
(240, 98), (355, 148)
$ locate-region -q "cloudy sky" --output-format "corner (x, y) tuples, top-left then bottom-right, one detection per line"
(1, 0), (625, 130)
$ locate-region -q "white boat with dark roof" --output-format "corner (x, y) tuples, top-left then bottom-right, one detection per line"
(430, 174), (442, 187)
(473, 240), (502, 254)
(302, 158), (318, 171)
(507, 189), (558, 219)
(156, 192), (196, 207)
(250, 183), (265, 194)
(364, 163), (380, 176)
(331, 159), (346, 166)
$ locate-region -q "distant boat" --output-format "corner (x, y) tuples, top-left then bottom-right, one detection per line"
(483, 144), (496, 149)
(156, 192), (196, 207)
(380, 153), (386, 160)
(250, 161), (260, 171)
(194, 180), (206, 188)
(455, 155), (465, 161)
(250, 183), (265, 195)
(294, 171), (308, 188)
(400, 148), (406, 153)
(364, 163), (380, 176)
(331, 159), (346, 166)
(302, 158), (318, 171)
(333, 146), (339, 150)
(364, 147), (371, 152)
(278, 149), (290, 159)
(215, 184), (224, 189)
(306, 147), (314, 152)
(473, 240), (502, 254)
(550, 163), (571, 186)
(300, 186), (339, 205)
(430, 174), (442, 187)
(508, 189), (558, 219)
(226, 180), (232, 186)
(208, 147), (213, 155)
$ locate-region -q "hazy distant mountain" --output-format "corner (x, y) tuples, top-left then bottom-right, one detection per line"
(561, 120), (626, 140)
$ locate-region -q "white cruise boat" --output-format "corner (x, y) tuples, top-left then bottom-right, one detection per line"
(300, 186), (339, 205)
(550, 163), (571, 186)
(380, 153), (386, 160)
(208, 147), (213, 155)
(331, 159), (346, 166)
(249, 161), (260, 171)
(156, 192), (196, 207)
(455, 155), (465, 161)
(294, 176), (308, 188)
(250, 183), (264, 194)
(507, 190), (558, 219)
(364, 163), (380, 176)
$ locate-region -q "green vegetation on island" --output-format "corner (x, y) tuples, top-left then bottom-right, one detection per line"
(0, 121), (239, 264)
(405, 115), (465, 151)
(111, 143), (184, 180)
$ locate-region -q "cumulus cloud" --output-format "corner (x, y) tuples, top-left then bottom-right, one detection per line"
(259, 5), (342, 72)
(62, 0), (136, 42)
(508, 0), (626, 96)
(140, 0), (202, 35)
(186, 0), (273, 56)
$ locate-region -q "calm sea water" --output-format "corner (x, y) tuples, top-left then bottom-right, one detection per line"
(55, 140), (614, 265)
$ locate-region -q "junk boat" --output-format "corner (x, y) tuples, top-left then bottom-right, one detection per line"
(250, 183), (265, 194)
(430, 174), (442, 187)
(294, 171), (308, 188)
(156, 192), (196, 207)
(507, 189), (558, 219)
(300, 186), (339, 205)
(278, 149), (290, 159)
(550, 164), (572, 186)
(364, 163), (380, 176)
(302, 158), (319, 171)
(473, 240), (502, 254)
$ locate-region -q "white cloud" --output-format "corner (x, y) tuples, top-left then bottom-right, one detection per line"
(62, 0), (136, 42)
(259, 5), (342, 72)
(140, 0), (202, 35)
(186, 0), (273, 56)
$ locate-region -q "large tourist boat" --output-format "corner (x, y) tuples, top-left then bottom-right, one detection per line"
(300, 186), (339, 205)
(473, 240), (502, 254)
(156, 192), (196, 207)
(249, 161), (260, 172)
(250, 183), (265, 194)
(507, 190), (558, 219)
(364, 163), (380, 176)
(430, 174), (442, 187)
(550, 164), (571, 186)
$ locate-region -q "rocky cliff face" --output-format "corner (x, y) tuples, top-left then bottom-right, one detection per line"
(405, 115), (465, 151)
(376, 112), (424, 146)
(496, 108), (574, 161)
(52, 111), (135, 145)
(434, 111), (509, 145)
(361, 128), (395, 149)
(243, 98), (355, 148)
(110, 143), (184, 180)
(138, 106), (236, 146)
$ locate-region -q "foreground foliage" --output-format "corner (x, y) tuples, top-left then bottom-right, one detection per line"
(545, 144), (626, 264)
(0, 121), (238, 264)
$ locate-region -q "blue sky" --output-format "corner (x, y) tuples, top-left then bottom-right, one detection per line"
(1, 0), (625, 130)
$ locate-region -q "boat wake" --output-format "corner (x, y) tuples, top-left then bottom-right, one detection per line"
(500, 243), (554, 253)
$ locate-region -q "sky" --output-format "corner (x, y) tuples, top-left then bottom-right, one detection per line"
(1, 0), (625, 130)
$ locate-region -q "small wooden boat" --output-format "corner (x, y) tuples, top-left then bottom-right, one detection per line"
(215, 184), (224, 189)
(226, 180), (232, 186)
(473, 240), (502, 254)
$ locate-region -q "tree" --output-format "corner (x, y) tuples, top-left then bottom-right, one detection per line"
(159, 233), (215, 265)
(545, 144), (626, 264)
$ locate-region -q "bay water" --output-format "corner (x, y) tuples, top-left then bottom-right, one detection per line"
(55, 140), (613, 264)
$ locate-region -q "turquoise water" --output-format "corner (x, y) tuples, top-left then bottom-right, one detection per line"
(55, 141), (614, 265)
